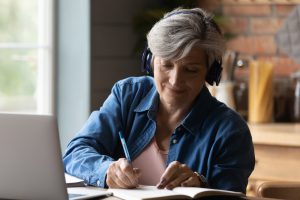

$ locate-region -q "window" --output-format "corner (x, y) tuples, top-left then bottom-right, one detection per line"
(0, 0), (54, 114)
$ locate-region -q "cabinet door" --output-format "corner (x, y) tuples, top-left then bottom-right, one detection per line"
(251, 144), (300, 181)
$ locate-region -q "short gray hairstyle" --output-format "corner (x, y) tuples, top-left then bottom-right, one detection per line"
(147, 7), (225, 67)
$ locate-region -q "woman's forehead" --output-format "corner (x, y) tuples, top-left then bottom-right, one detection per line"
(155, 47), (207, 62)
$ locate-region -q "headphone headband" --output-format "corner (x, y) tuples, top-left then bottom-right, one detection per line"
(165, 10), (222, 35)
(165, 10), (200, 18)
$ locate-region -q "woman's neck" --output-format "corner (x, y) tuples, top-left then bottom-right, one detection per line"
(157, 101), (190, 128)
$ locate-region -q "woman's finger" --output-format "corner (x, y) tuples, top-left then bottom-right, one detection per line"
(157, 161), (181, 188)
(106, 174), (119, 188)
(119, 159), (139, 186)
(164, 172), (191, 189)
(115, 166), (135, 188)
(106, 163), (128, 188)
(106, 158), (139, 188)
(180, 175), (199, 187)
(107, 162), (129, 188)
(165, 164), (194, 189)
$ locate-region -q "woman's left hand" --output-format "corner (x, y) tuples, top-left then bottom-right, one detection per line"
(156, 161), (202, 189)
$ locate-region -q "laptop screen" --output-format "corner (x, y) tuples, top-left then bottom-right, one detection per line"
(0, 114), (68, 200)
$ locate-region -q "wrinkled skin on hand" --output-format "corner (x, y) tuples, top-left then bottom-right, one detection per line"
(156, 161), (202, 189)
(106, 158), (141, 188)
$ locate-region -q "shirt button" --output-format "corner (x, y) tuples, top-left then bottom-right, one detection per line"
(177, 127), (182, 132)
(172, 139), (177, 144)
(97, 180), (101, 186)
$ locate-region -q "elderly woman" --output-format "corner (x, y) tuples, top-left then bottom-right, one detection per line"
(63, 7), (255, 193)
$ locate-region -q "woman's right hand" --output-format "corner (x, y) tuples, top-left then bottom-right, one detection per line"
(106, 158), (140, 188)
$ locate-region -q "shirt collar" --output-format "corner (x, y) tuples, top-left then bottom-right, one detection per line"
(134, 85), (159, 113)
(134, 84), (217, 136)
(181, 86), (217, 136)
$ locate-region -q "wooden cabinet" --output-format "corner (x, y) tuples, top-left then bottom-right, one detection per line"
(247, 123), (300, 196)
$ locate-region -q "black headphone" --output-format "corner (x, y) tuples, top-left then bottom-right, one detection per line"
(141, 10), (223, 86)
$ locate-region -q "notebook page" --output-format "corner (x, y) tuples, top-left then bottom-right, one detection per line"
(109, 185), (188, 200)
(172, 187), (244, 198)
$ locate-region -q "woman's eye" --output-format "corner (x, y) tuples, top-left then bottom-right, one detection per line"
(161, 64), (173, 69)
(185, 67), (199, 73)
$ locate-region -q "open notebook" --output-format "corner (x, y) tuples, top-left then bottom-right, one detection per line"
(108, 185), (244, 200)
(65, 173), (86, 187)
(66, 173), (244, 200)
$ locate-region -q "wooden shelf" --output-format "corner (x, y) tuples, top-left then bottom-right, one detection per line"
(219, 0), (300, 4)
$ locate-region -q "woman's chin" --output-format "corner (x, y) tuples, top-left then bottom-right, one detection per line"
(162, 96), (189, 106)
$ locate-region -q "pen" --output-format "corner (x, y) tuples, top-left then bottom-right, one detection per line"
(118, 131), (132, 163)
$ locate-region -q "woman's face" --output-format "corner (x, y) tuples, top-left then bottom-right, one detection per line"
(153, 47), (208, 108)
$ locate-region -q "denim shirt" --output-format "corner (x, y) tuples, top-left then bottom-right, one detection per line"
(63, 76), (255, 193)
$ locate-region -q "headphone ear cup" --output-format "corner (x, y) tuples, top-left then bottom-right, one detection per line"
(206, 60), (223, 86)
(141, 47), (153, 76)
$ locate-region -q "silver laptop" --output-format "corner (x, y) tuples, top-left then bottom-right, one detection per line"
(0, 113), (110, 200)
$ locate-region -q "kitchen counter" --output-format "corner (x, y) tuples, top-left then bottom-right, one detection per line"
(249, 123), (300, 146)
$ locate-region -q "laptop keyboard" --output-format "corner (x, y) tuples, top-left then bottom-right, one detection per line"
(68, 193), (85, 198)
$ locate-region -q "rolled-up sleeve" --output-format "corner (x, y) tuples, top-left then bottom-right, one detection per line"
(63, 83), (124, 188)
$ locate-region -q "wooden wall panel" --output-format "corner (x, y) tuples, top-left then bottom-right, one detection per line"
(90, 0), (153, 110)
(92, 59), (142, 91)
(91, 26), (137, 58)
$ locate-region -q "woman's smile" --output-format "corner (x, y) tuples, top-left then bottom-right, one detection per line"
(165, 85), (186, 95)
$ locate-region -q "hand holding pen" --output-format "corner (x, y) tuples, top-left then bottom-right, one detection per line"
(105, 131), (140, 188)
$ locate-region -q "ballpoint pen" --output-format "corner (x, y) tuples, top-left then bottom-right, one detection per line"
(118, 131), (132, 163)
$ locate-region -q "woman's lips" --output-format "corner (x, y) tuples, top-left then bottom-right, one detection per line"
(166, 86), (185, 94)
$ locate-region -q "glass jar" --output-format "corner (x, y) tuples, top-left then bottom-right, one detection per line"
(273, 78), (294, 122)
(293, 78), (300, 122)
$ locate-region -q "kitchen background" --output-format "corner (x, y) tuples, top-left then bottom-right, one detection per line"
(90, 0), (300, 123)
(0, 0), (299, 197)
(86, 2), (300, 196)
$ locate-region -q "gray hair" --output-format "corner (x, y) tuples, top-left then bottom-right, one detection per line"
(147, 7), (225, 67)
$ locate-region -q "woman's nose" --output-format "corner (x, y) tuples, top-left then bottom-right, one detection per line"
(169, 69), (182, 86)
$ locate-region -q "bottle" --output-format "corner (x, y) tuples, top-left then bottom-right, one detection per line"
(292, 71), (300, 122)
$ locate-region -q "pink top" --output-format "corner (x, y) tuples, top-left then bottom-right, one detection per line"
(132, 138), (168, 185)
